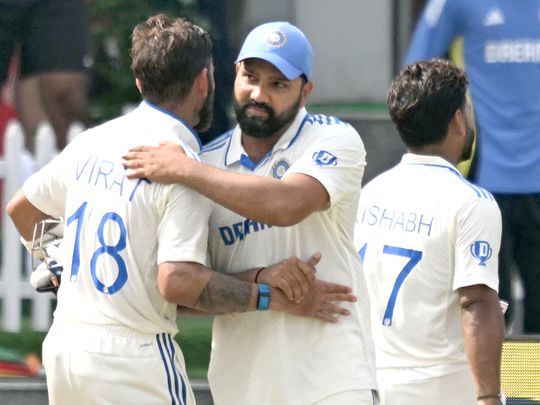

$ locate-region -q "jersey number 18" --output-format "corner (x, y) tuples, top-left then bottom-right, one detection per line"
(67, 201), (128, 294)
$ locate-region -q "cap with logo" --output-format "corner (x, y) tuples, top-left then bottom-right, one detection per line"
(235, 21), (313, 81)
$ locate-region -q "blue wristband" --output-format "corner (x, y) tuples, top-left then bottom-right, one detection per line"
(257, 283), (270, 311)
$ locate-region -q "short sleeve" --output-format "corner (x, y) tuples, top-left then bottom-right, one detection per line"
(156, 184), (212, 266)
(283, 126), (366, 206)
(453, 198), (502, 292)
(23, 137), (80, 218)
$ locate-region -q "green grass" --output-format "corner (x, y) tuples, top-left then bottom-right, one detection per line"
(176, 315), (213, 379)
(0, 315), (213, 380)
(307, 101), (387, 115)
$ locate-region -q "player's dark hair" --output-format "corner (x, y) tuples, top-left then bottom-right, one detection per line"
(131, 14), (213, 104)
(387, 59), (468, 148)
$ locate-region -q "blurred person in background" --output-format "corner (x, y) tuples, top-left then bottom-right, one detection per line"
(406, 0), (540, 334)
(0, 0), (90, 153)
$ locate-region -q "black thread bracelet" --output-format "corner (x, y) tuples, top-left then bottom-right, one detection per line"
(254, 267), (266, 283)
(477, 394), (501, 400)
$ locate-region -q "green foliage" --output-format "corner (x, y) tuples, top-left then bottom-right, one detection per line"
(0, 330), (46, 360)
(176, 316), (213, 379)
(87, 0), (208, 123)
(0, 316), (213, 379)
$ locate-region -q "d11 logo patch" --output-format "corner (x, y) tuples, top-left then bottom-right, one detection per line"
(470, 240), (493, 266)
(312, 150), (337, 166)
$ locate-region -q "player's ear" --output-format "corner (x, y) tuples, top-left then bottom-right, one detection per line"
(453, 108), (467, 137)
(300, 79), (313, 107)
(194, 67), (209, 98)
(135, 78), (143, 94)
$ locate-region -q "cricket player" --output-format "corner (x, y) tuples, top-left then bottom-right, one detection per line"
(406, 0), (540, 334)
(354, 59), (505, 405)
(124, 21), (377, 405)
(7, 16), (353, 405)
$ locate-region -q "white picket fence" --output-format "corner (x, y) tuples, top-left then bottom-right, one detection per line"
(0, 120), (84, 332)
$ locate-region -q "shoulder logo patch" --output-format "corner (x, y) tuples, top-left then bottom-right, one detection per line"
(312, 150), (337, 166)
(470, 240), (493, 266)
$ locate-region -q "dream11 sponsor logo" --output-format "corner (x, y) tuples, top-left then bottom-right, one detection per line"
(470, 240), (493, 266)
(312, 150), (337, 167)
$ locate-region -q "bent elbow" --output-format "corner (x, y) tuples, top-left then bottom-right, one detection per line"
(157, 267), (189, 304)
(6, 199), (15, 219)
(157, 262), (206, 307)
(157, 272), (177, 303)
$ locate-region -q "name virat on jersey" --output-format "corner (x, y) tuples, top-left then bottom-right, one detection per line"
(76, 155), (150, 201)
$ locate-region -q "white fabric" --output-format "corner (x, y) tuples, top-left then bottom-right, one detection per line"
(313, 390), (378, 405)
(377, 368), (476, 405)
(43, 319), (195, 405)
(23, 101), (212, 336)
(354, 154), (501, 374)
(201, 108), (377, 405)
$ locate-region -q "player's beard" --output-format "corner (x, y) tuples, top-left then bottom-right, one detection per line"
(234, 94), (301, 139)
(194, 70), (215, 132)
(459, 120), (475, 162)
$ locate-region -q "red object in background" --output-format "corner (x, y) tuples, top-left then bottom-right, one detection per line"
(0, 55), (19, 155)
(0, 98), (17, 155)
(0, 55), (19, 213)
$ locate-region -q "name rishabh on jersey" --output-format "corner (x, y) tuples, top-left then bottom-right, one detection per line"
(23, 101), (212, 336)
(354, 153), (501, 372)
(200, 108), (377, 405)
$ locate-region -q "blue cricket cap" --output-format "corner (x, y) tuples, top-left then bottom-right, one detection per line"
(235, 22), (313, 81)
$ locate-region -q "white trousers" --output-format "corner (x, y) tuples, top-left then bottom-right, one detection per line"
(43, 319), (195, 405)
(378, 368), (476, 405)
(313, 389), (379, 405)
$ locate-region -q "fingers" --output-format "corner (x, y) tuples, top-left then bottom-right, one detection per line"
(286, 271), (307, 304)
(51, 276), (59, 287)
(122, 147), (154, 162)
(319, 281), (352, 294)
(319, 302), (351, 316)
(122, 150), (150, 179)
(306, 252), (321, 267)
(126, 145), (152, 154)
(323, 292), (357, 304)
(275, 275), (296, 302)
(125, 167), (146, 180)
(314, 312), (339, 323)
(290, 253), (319, 302)
(312, 300), (354, 323)
(297, 259), (316, 283)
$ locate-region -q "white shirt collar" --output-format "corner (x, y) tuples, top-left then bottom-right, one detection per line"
(138, 101), (203, 153)
(224, 108), (309, 168)
(401, 153), (461, 176)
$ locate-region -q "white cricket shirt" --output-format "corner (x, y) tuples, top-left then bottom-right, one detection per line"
(24, 101), (212, 335)
(354, 154), (501, 380)
(201, 108), (377, 405)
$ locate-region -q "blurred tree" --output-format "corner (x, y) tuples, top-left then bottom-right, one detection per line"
(87, 0), (208, 123)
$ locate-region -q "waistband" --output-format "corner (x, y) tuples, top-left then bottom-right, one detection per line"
(51, 318), (169, 339)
